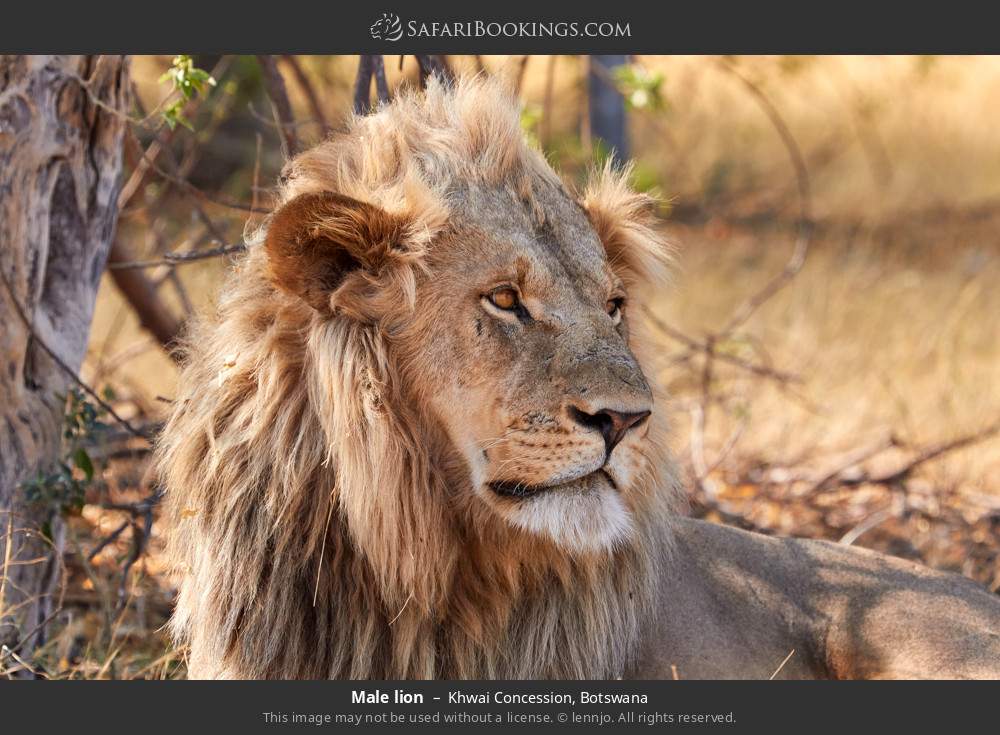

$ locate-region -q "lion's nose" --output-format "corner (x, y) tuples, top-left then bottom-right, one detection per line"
(568, 406), (651, 457)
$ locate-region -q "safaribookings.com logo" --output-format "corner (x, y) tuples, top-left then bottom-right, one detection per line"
(369, 14), (631, 41)
(370, 13), (404, 41)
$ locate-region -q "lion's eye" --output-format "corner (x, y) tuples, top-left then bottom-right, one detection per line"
(488, 287), (520, 311)
(607, 297), (624, 323)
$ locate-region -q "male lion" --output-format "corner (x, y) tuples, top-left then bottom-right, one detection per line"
(157, 76), (1000, 679)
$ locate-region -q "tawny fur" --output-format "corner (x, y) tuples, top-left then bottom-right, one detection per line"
(156, 77), (678, 679)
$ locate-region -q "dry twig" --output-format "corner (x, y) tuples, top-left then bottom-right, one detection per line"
(280, 55), (330, 137)
(415, 55), (454, 86)
(256, 55), (299, 158)
(354, 56), (376, 115)
(107, 243), (247, 270)
(715, 59), (813, 338)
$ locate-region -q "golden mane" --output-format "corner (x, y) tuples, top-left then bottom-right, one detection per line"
(156, 76), (677, 679)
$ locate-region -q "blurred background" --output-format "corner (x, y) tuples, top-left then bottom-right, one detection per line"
(19, 54), (1000, 677)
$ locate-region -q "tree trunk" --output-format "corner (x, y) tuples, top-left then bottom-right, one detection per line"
(0, 55), (129, 668)
(588, 55), (629, 165)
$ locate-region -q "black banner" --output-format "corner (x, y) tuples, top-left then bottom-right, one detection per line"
(1, 1), (998, 54)
(1, 680), (997, 732)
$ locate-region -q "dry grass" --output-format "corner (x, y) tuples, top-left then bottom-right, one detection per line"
(654, 218), (1000, 490)
(630, 55), (1000, 218)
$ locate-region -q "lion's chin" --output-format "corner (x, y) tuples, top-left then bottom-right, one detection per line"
(484, 470), (635, 553)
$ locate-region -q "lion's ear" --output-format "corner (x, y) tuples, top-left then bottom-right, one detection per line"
(580, 162), (672, 289)
(264, 192), (407, 313)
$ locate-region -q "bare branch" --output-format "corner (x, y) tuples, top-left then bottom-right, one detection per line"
(415, 55), (454, 87)
(280, 55), (330, 137)
(107, 242), (247, 270)
(643, 307), (801, 385)
(117, 512), (152, 614)
(839, 507), (899, 546)
(87, 520), (130, 562)
(256, 55), (299, 157)
(716, 59), (813, 338)
(116, 57), (233, 211)
(805, 436), (901, 494)
(115, 101), (241, 356)
(851, 419), (1000, 488)
(372, 56), (390, 104)
(354, 56), (375, 115)
(106, 239), (183, 354)
(354, 56), (392, 115)
(133, 139), (262, 213)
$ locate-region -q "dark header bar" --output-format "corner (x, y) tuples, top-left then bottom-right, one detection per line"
(1, 1), (997, 54)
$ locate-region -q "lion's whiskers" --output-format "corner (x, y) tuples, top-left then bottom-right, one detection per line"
(476, 428), (521, 451)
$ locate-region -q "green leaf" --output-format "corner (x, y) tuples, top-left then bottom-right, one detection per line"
(612, 64), (666, 111)
(72, 447), (94, 483)
(158, 55), (216, 132)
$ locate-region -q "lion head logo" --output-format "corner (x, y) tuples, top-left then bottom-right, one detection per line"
(370, 12), (403, 41)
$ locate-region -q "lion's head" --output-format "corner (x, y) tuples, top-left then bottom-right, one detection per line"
(159, 76), (677, 679)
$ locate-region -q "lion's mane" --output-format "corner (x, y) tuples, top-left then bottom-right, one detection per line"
(156, 76), (677, 679)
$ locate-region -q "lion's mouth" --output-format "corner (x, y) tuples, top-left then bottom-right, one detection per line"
(488, 469), (617, 499)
